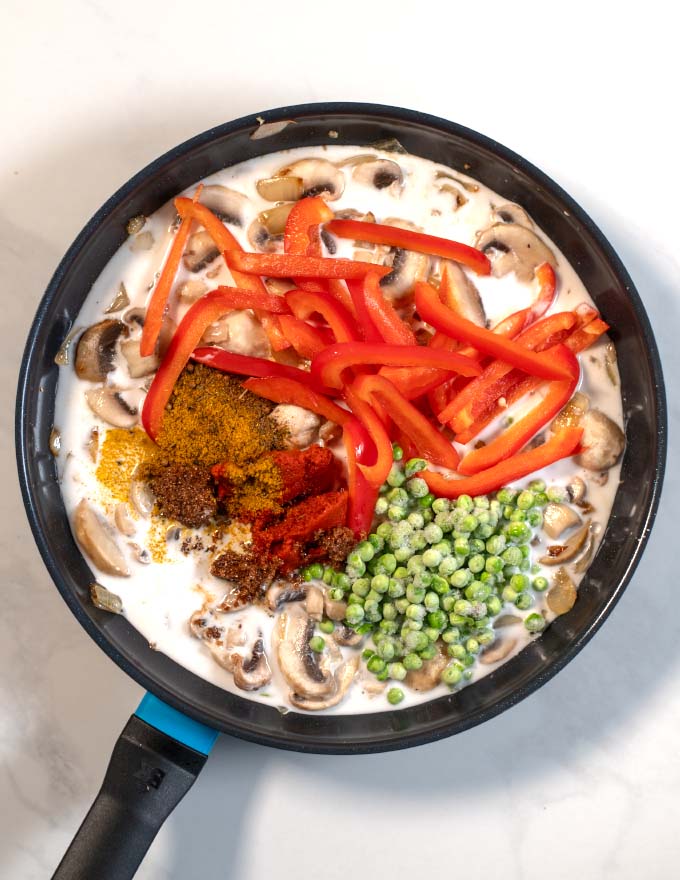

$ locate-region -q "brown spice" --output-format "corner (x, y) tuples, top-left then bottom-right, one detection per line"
(149, 464), (217, 528)
(211, 549), (279, 605)
(313, 526), (356, 567)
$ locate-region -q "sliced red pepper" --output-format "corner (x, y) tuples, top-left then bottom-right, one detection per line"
(523, 262), (557, 326)
(174, 196), (289, 350)
(421, 427), (583, 498)
(457, 346), (580, 475)
(415, 282), (572, 381)
(243, 376), (351, 426)
(284, 196), (335, 255)
(191, 347), (333, 395)
(454, 317), (609, 445)
(277, 314), (331, 359)
(438, 311), (577, 430)
(142, 288), (288, 440)
(326, 219), (491, 276)
(226, 250), (391, 280)
(362, 272), (417, 345)
(343, 418), (378, 538)
(141, 186), (202, 357)
(286, 289), (359, 343)
(344, 382), (393, 489)
(354, 374), (459, 470)
(345, 277), (383, 343)
(312, 342), (482, 390)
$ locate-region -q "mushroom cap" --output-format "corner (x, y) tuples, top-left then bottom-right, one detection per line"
(232, 636), (272, 691)
(351, 157), (404, 193)
(492, 202), (534, 228)
(575, 410), (625, 471)
(199, 185), (250, 227)
(256, 175), (304, 202)
(277, 158), (345, 200)
(540, 519), (592, 566)
(474, 222), (556, 282)
(276, 605), (339, 700)
(404, 643), (448, 691)
(75, 319), (128, 382)
(183, 230), (221, 273)
(289, 654), (359, 710)
(85, 387), (140, 428)
(73, 499), (130, 577)
(542, 502), (581, 540)
(121, 338), (159, 378)
(377, 219), (430, 301)
(440, 260), (486, 327)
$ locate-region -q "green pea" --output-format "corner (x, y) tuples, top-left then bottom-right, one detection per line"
(438, 556), (459, 578)
(309, 635), (326, 653)
(485, 556), (504, 574)
(474, 495), (490, 509)
(502, 546), (523, 566)
(441, 595), (457, 612)
(422, 548), (443, 568)
(391, 443), (404, 461)
(387, 487), (409, 507)
(422, 523), (443, 545)
(447, 643), (467, 659)
(533, 576), (549, 592)
(418, 493), (435, 509)
(387, 686), (405, 705)
(407, 511), (425, 529)
(477, 629), (495, 646)
(514, 592), (533, 610)
(510, 573), (530, 592)
(368, 533), (385, 552)
(388, 662), (407, 681)
(352, 578), (370, 597)
(427, 610), (448, 631)
(524, 612), (546, 633)
(404, 630), (429, 652)
(405, 477), (429, 498)
(453, 598), (473, 616)
(377, 639), (396, 661)
(406, 604), (426, 621)
(395, 597), (410, 614)
(393, 545), (411, 563)
(374, 497), (389, 515)
(379, 619), (399, 634)
(497, 487), (517, 505)
(506, 522), (531, 543)
(527, 508), (543, 527)
(516, 490), (535, 510)
(329, 587), (345, 602)
(376, 554), (397, 576)
(406, 583), (426, 603)
(501, 586), (518, 604)
(456, 494), (474, 511)
(485, 534), (507, 555)
(450, 568), (472, 589)
(546, 485), (566, 502)
(448, 613), (469, 627)
(404, 457), (428, 478)
(403, 652), (423, 671)
(453, 537), (470, 557)
(410, 531), (428, 551)
(475, 523), (494, 540)
(533, 492), (549, 507)
(419, 643), (438, 660)
(441, 665), (462, 686)
(388, 578), (406, 598)
(386, 463), (406, 487)
(469, 601), (487, 620)
(387, 505), (407, 522)
(430, 574), (450, 595)
(345, 604), (365, 625)
(432, 498), (450, 514)
(442, 627), (460, 644)
(319, 619), (335, 634)
(486, 595), (502, 616)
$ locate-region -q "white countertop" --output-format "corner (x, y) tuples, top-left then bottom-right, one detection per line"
(1, 2), (678, 878)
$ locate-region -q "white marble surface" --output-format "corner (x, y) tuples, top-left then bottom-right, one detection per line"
(1, 2), (678, 878)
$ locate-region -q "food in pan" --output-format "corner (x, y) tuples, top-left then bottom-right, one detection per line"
(52, 142), (624, 713)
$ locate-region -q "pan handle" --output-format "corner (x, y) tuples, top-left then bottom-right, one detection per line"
(51, 694), (218, 880)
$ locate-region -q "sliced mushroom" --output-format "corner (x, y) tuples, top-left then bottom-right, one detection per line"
(290, 654), (359, 710)
(376, 219), (430, 301)
(475, 223), (556, 282)
(542, 503), (582, 540)
(49, 427), (61, 457)
(247, 203), (294, 252)
(351, 158), (403, 194)
(75, 320), (128, 381)
(479, 635), (517, 665)
(176, 279), (208, 303)
(183, 230), (220, 273)
(265, 582), (308, 611)
(434, 170), (479, 193)
(566, 476), (587, 504)
(130, 478), (154, 517)
(114, 502), (136, 537)
(493, 203), (534, 228)
(73, 499), (130, 577)
(552, 392), (590, 432)
(305, 585), (325, 621)
(128, 542), (151, 564)
(268, 404), (321, 449)
(104, 283), (130, 314)
(576, 410), (625, 471)
(85, 387), (140, 428)
(572, 522), (600, 574)
(440, 261), (486, 326)
(126, 215), (146, 235)
(275, 604), (352, 702)
(493, 614), (523, 628)
(199, 185), (249, 226)
(324, 593), (348, 621)
(54, 325), (83, 366)
(547, 567), (577, 615)
(120, 338), (160, 378)
(232, 636), (272, 690)
(330, 622), (363, 647)
(200, 310), (270, 358)
(404, 643), (448, 691)
(276, 158), (345, 200)
(123, 307), (146, 329)
(540, 520), (592, 565)
(604, 341), (618, 386)
(438, 182), (468, 210)
(86, 427), (100, 462)
(256, 176), (304, 202)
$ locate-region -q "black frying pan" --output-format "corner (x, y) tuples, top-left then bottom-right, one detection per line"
(15, 103), (666, 880)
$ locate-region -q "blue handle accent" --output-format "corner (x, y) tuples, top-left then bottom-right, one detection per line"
(135, 693), (219, 756)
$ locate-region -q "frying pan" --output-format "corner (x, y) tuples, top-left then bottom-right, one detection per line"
(15, 103), (666, 879)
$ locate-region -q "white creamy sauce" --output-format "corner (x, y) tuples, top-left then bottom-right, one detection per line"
(53, 145), (624, 715)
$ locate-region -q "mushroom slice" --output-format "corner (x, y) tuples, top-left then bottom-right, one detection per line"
(438, 183), (468, 210)
(130, 478), (154, 517)
(305, 585), (325, 621)
(552, 392), (590, 432)
(232, 636), (272, 691)
(604, 341), (619, 386)
(265, 582), (309, 611)
(440, 261), (486, 326)
(276, 158), (345, 200)
(493, 203), (534, 228)
(120, 338), (160, 378)
(199, 185), (249, 227)
(247, 203), (294, 252)
(566, 476), (587, 504)
(275, 604), (339, 700)
(114, 502), (136, 537)
(378, 219), (430, 301)
(123, 307), (146, 329)
(547, 567), (577, 615)
(183, 230), (220, 273)
(405, 643), (448, 691)
(176, 279), (208, 303)
(55, 325), (84, 366)
(542, 503), (582, 540)
(75, 320), (129, 381)
(572, 522), (600, 574)
(200, 310), (270, 357)
(73, 499), (130, 577)
(474, 223), (556, 282)
(324, 593), (348, 621)
(540, 520), (592, 566)
(330, 622), (363, 647)
(85, 387), (140, 428)
(479, 635), (517, 665)
(290, 654), (359, 711)
(576, 410), (625, 471)
(256, 175), (304, 202)
(351, 158), (404, 194)
(434, 170), (479, 193)
(493, 614), (523, 628)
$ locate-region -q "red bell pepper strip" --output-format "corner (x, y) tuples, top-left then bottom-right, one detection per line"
(284, 196), (335, 255)
(457, 346), (580, 475)
(142, 288), (288, 440)
(415, 282), (572, 381)
(191, 347), (333, 395)
(421, 427), (583, 498)
(226, 250), (392, 280)
(438, 311), (577, 430)
(312, 342), (482, 390)
(454, 317), (609, 445)
(174, 196), (289, 351)
(343, 418), (379, 538)
(242, 376), (351, 425)
(354, 374), (459, 470)
(141, 186), (202, 357)
(362, 272), (417, 345)
(345, 277), (383, 343)
(344, 382), (393, 489)
(523, 262), (557, 326)
(277, 315), (331, 359)
(325, 218), (491, 276)
(286, 289), (359, 343)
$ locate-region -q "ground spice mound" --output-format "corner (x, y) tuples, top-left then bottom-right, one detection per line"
(149, 464), (217, 528)
(155, 363), (286, 468)
(95, 428), (159, 502)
